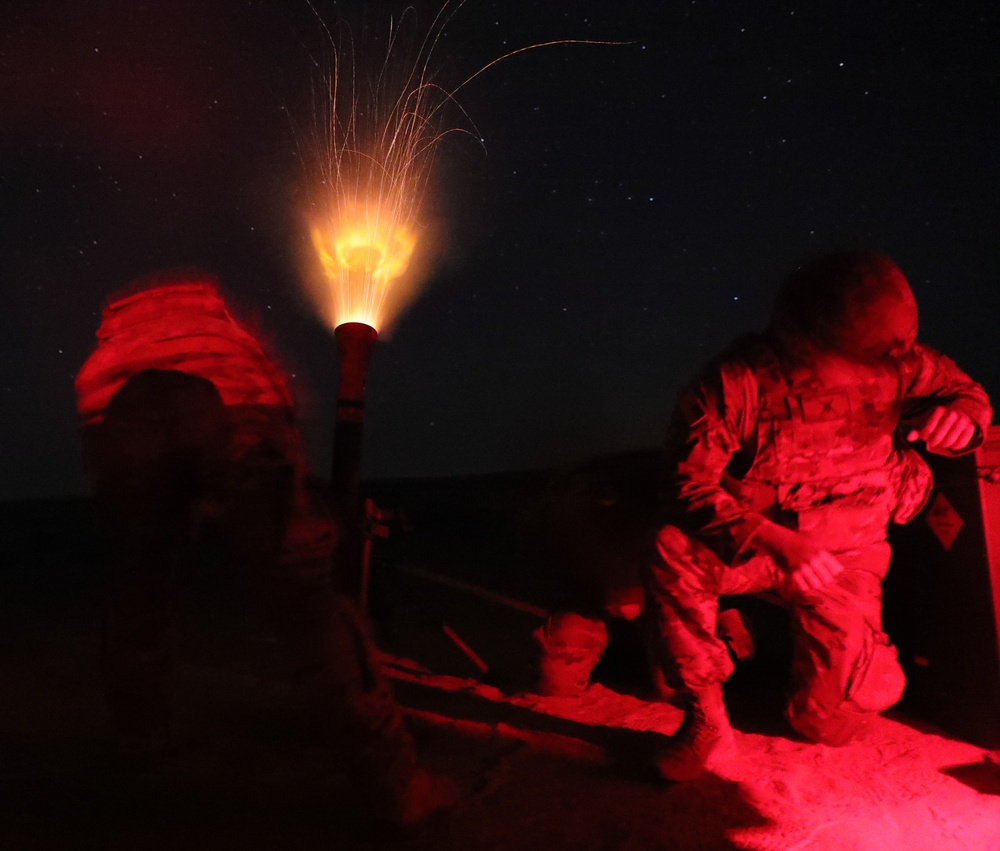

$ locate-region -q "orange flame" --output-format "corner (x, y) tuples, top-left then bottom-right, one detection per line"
(309, 207), (418, 328)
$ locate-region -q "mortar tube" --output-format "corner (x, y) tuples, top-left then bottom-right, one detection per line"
(331, 321), (377, 599)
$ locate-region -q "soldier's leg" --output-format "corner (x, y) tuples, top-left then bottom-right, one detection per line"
(644, 525), (778, 780)
(643, 526), (779, 691)
(784, 543), (906, 746)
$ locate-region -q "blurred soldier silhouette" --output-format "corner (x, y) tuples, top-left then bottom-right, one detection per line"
(645, 251), (992, 781)
(523, 453), (661, 698)
(75, 271), (454, 825)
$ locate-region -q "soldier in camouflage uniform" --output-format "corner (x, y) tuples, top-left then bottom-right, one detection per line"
(645, 251), (992, 781)
(76, 272), (454, 824)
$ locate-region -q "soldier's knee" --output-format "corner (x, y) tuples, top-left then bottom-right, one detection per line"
(847, 641), (907, 712)
(647, 524), (725, 600)
(786, 695), (868, 747)
(786, 658), (905, 747)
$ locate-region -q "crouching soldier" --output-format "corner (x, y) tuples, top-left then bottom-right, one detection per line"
(644, 251), (991, 781)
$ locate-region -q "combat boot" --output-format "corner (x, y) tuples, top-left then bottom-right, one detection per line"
(655, 683), (734, 782)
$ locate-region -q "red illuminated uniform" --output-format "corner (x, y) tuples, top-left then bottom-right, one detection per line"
(645, 251), (991, 781)
(75, 275), (441, 822)
(647, 333), (991, 746)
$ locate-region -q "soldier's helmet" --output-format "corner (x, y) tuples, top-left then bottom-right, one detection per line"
(771, 250), (918, 363)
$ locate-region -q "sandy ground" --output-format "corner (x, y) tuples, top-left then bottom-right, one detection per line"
(3, 572), (1000, 851)
(4, 490), (1000, 850)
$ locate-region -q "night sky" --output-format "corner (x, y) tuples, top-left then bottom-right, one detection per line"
(2, 0), (998, 501)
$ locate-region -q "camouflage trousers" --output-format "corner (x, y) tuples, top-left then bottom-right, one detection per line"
(643, 525), (907, 745)
(81, 368), (415, 804)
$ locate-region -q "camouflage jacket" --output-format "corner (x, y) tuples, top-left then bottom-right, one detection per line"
(659, 332), (992, 559)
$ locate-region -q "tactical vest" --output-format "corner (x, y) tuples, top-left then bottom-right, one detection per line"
(735, 342), (925, 552)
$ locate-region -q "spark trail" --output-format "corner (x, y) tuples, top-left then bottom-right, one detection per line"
(296, 0), (621, 334)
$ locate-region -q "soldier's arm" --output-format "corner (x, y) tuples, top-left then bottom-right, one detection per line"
(901, 344), (992, 456)
(659, 357), (763, 559)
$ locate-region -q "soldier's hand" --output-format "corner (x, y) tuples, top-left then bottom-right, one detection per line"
(787, 547), (845, 595)
(906, 406), (976, 454)
(753, 521), (845, 595)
